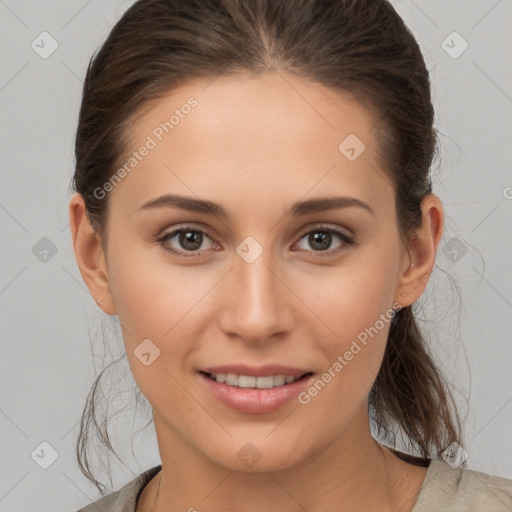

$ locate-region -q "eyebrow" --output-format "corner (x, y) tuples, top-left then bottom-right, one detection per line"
(139, 193), (374, 218)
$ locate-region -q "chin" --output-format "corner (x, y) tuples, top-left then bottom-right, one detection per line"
(201, 434), (314, 474)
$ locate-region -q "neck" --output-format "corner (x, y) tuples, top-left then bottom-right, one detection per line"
(145, 406), (426, 512)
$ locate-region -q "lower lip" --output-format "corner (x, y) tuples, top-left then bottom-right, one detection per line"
(198, 372), (314, 414)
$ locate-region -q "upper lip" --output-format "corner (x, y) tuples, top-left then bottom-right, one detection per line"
(200, 364), (313, 378)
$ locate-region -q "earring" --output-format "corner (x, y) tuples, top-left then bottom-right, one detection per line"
(96, 298), (103, 305)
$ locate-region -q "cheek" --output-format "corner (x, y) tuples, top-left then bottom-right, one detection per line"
(107, 238), (200, 335)
(105, 239), (226, 381)
(298, 300), (391, 433)
(105, 244), (201, 403)
(297, 253), (398, 406)
(306, 256), (398, 341)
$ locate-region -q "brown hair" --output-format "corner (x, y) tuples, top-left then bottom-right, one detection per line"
(72, 0), (463, 493)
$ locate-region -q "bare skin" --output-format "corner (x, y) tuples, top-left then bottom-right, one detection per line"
(70, 71), (442, 511)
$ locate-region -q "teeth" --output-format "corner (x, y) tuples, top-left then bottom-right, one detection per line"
(274, 375), (286, 386)
(208, 373), (302, 389)
(238, 375), (256, 388)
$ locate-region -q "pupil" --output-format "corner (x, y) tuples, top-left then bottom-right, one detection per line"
(310, 232), (331, 251)
(180, 231), (202, 250)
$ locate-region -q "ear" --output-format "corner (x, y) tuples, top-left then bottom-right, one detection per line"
(69, 192), (117, 315)
(394, 194), (444, 308)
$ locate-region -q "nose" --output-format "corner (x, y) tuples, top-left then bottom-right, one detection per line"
(217, 247), (294, 345)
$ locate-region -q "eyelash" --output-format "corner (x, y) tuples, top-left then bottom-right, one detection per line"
(156, 224), (356, 259)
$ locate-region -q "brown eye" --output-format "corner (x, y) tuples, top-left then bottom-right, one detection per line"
(306, 231), (333, 251)
(177, 230), (204, 251)
(294, 225), (355, 256)
(158, 227), (216, 256)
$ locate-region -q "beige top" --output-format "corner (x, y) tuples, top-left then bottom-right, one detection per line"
(76, 458), (512, 511)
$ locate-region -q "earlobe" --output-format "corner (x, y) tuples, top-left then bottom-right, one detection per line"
(69, 192), (117, 315)
(394, 194), (444, 308)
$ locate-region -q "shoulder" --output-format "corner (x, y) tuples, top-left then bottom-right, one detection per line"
(413, 459), (512, 512)
(75, 465), (162, 512)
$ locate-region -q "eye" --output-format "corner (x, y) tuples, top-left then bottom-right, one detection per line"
(157, 223), (355, 259)
(157, 226), (218, 257)
(293, 225), (355, 256)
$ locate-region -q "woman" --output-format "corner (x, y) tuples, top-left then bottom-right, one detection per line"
(69, 0), (512, 510)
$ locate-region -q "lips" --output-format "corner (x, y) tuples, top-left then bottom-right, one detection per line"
(197, 364), (315, 413)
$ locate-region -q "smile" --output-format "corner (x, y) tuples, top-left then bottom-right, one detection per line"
(203, 372), (311, 389)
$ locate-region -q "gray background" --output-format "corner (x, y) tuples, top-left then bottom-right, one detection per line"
(1, 0), (511, 510)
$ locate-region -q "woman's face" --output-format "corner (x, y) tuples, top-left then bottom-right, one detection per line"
(97, 72), (417, 471)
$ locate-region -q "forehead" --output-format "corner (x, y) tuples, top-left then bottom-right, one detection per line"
(109, 71), (394, 216)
